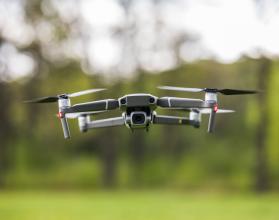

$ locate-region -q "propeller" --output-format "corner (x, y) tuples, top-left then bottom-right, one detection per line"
(158, 86), (251, 133)
(176, 108), (235, 113)
(158, 86), (258, 95)
(24, 88), (106, 139)
(24, 88), (106, 103)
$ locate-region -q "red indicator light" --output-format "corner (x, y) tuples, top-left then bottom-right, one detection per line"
(57, 112), (64, 118)
(214, 104), (218, 112)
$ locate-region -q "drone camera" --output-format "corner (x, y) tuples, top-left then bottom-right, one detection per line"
(149, 97), (155, 104)
(131, 112), (146, 125)
(125, 111), (151, 129)
(120, 98), (126, 105)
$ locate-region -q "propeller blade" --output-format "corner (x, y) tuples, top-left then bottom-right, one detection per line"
(158, 85), (258, 95)
(218, 89), (258, 95)
(68, 88), (106, 98)
(24, 88), (106, 104)
(199, 109), (235, 114)
(24, 96), (59, 103)
(158, 86), (204, 92)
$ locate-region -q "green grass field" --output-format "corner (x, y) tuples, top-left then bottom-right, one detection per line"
(0, 191), (278, 220)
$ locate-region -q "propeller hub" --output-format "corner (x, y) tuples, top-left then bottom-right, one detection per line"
(58, 98), (71, 109)
(204, 88), (218, 93)
(58, 94), (69, 99)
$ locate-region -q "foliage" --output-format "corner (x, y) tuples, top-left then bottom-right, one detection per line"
(0, 58), (278, 191)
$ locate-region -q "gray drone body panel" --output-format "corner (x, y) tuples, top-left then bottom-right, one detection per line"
(64, 99), (119, 114)
(119, 94), (157, 110)
(157, 97), (211, 109)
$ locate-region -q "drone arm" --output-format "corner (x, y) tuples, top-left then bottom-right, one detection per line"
(207, 109), (216, 133)
(153, 115), (200, 128)
(60, 116), (71, 139)
(157, 97), (212, 109)
(58, 99), (71, 139)
(86, 117), (125, 129)
(63, 99), (119, 114)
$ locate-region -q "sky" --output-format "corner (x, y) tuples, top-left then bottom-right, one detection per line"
(0, 0), (279, 79)
(79, 0), (279, 76)
(79, 0), (279, 63)
(170, 0), (279, 62)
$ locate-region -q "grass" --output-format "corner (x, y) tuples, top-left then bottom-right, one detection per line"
(0, 190), (278, 220)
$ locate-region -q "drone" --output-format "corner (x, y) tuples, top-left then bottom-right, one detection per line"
(25, 86), (258, 139)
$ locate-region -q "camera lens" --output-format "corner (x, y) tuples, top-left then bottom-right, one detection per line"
(120, 98), (126, 105)
(132, 113), (146, 125)
(149, 97), (155, 103)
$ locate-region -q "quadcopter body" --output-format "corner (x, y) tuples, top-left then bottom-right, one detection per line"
(25, 86), (258, 139)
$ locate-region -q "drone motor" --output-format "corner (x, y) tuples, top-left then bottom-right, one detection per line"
(78, 115), (90, 133)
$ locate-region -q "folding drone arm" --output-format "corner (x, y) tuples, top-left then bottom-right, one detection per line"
(57, 99), (119, 139)
(157, 97), (213, 109)
(63, 99), (119, 114)
(153, 115), (200, 128)
(85, 117), (125, 130)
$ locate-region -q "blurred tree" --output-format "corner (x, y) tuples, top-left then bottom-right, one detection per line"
(255, 57), (271, 192)
(0, 82), (14, 186)
(101, 129), (118, 188)
(0, 0), (278, 192)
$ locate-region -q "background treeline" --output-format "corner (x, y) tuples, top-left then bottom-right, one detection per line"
(0, 57), (278, 192)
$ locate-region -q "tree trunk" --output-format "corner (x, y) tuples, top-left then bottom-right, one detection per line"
(0, 83), (13, 187)
(102, 130), (117, 188)
(255, 57), (271, 192)
(130, 131), (145, 187)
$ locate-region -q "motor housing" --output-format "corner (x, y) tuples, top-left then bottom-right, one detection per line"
(78, 115), (90, 132)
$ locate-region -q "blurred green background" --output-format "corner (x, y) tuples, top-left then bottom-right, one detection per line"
(0, 0), (279, 219)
